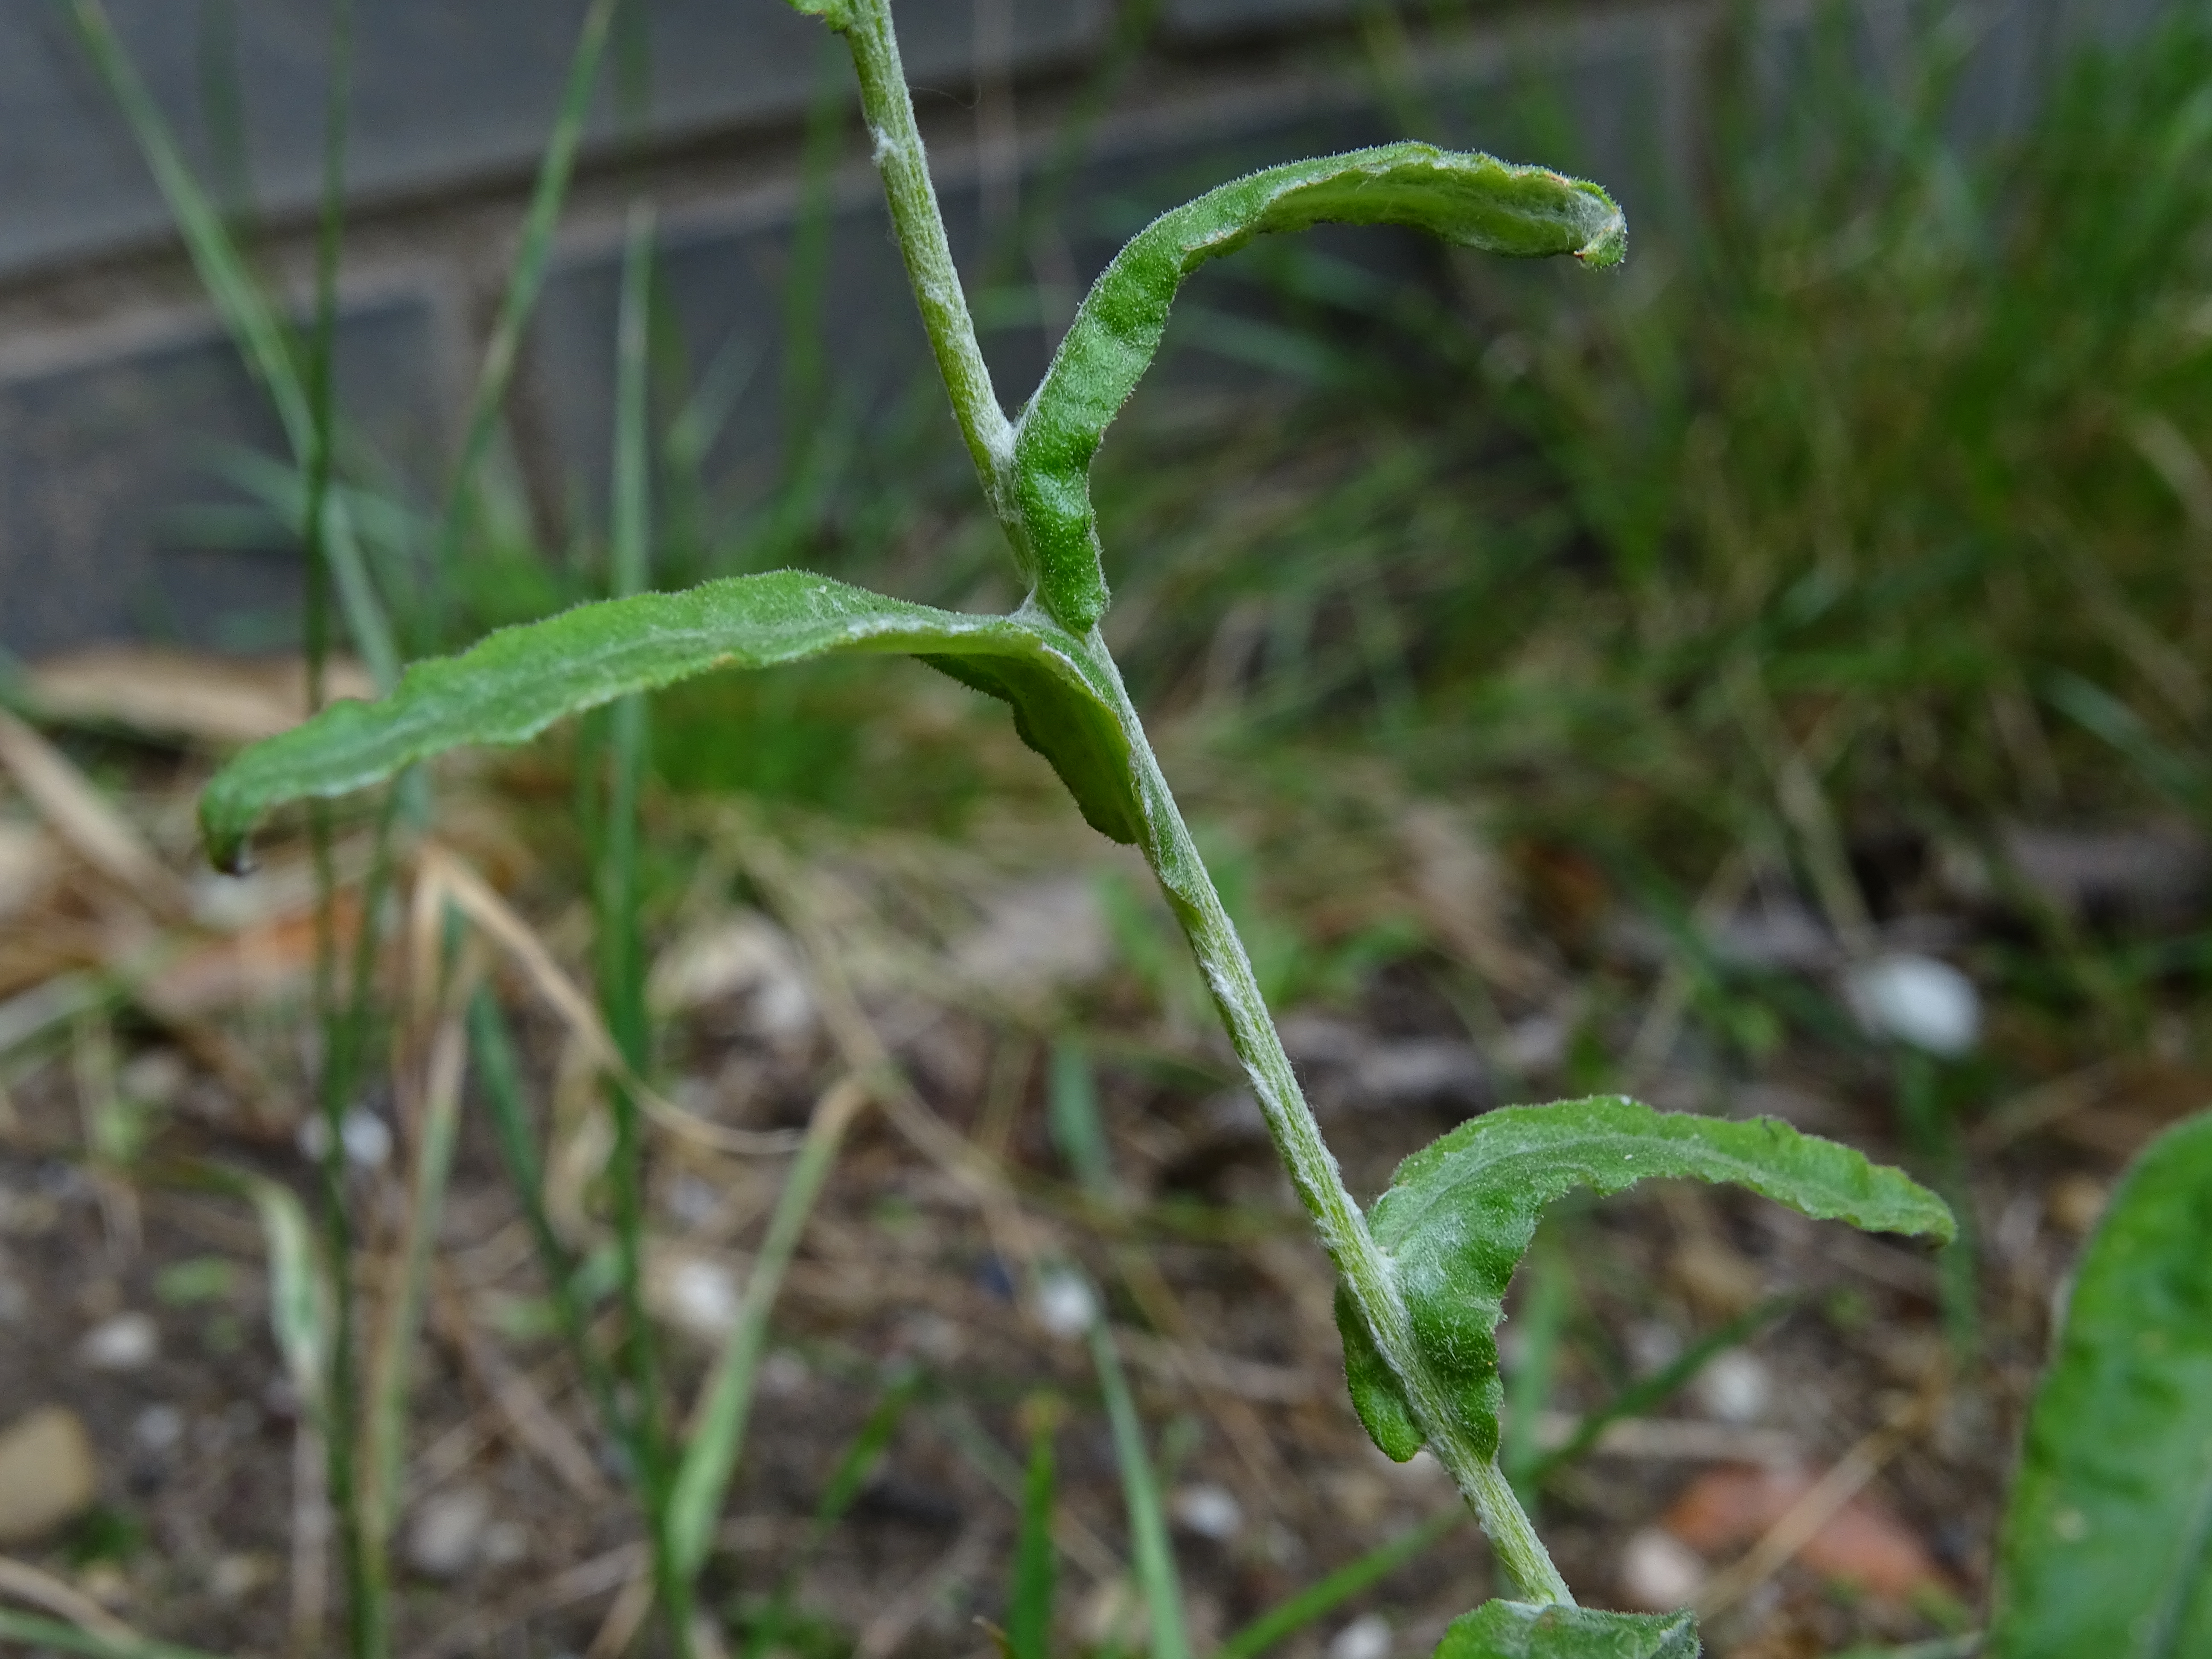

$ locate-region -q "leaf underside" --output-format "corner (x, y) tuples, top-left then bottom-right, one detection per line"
(1988, 1109), (2212, 1659)
(1014, 141), (1626, 632)
(1338, 1097), (1956, 1464)
(1435, 1601), (1699, 1659)
(198, 572), (1141, 870)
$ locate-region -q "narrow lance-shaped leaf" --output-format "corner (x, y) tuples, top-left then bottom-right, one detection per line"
(1988, 1109), (2212, 1659)
(1013, 143), (1626, 632)
(1337, 1097), (1954, 1464)
(198, 571), (1144, 871)
(1435, 1601), (1700, 1659)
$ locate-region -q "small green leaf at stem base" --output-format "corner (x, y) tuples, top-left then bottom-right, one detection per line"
(197, 572), (1142, 871)
(1987, 1109), (2212, 1658)
(1340, 1097), (1953, 1464)
(1436, 1601), (1699, 1659)
(783, 0), (855, 27)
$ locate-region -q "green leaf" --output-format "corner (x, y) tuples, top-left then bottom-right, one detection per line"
(1988, 1109), (2212, 1659)
(783, 0), (855, 26)
(1435, 1601), (1699, 1659)
(1339, 1097), (1953, 1464)
(1013, 142), (1625, 632)
(198, 572), (1141, 870)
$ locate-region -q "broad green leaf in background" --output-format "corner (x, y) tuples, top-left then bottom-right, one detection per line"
(199, 573), (1144, 870)
(1337, 1098), (1954, 1464)
(1434, 1601), (1699, 1659)
(1012, 143), (1626, 632)
(1988, 1109), (2212, 1659)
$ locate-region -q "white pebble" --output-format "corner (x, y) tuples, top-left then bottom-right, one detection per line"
(133, 1403), (184, 1452)
(663, 1257), (740, 1340)
(296, 1107), (393, 1169)
(1845, 953), (1980, 1056)
(79, 1312), (158, 1371)
(1033, 1270), (1097, 1338)
(1171, 1483), (1243, 1541)
(1328, 1612), (1392, 1659)
(406, 1485), (491, 1580)
(1691, 1350), (1772, 1424)
(1618, 1527), (1706, 1610)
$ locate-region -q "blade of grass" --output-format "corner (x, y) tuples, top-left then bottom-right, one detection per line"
(1007, 1398), (1062, 1659)
(1084, 1289), (1189, 1659)
(669, 1076), (869, 1577)
(739, 1366), (928, 1659)
(0, 1606), (230, 1659)
(429, 0), (622, 585)
(63, 0), (399, 690)
(591, 198), (695, 1659)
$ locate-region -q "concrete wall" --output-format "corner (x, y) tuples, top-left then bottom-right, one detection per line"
(0, 0), (2148, 658)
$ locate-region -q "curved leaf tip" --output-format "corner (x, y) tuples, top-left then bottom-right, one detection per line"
(1014, 141), (1625, 633)
(1341, 1097), (1951, 1464)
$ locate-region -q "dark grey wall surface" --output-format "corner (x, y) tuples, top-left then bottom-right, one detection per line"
(0, 0), (2154, 660)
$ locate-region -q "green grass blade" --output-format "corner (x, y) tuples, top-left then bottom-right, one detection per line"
(1085, 1294), (1189, 1659)
(1988, 1109), (2212, 1657)
(1048, 1040), (1114, 1196)
(669, 1080), (867, 1578)
(1008, 1401), (1060, 1659)
(467, 989), (626, 1442)
(1214, 1507), (1464, 1659)
(198, 573), (1141, 870)
(739, 1365), (927, 1659)
(0, 1608), (231, 1659)
(1013, 143), (1624, 631)
(1340, 1098), (1951, 1467)
(63, 0), (399, 689)
(431, 0), (621, 573)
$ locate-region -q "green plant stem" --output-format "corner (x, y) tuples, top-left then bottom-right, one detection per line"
(832, 0), (1571, 1605)
(1086, 640), (1573, 1605)
(835, 0), (1018, 516)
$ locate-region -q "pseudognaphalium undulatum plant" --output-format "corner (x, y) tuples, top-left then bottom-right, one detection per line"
(198, 0), (1956, 1647)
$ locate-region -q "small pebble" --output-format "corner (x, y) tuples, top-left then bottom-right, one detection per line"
(80, 1312), (159, 1372)
(0, 1407), (99, 1545)
(296, 1107), (393, 1169)
(406, 1485), (492, 1580)
(132, 1403), (184, 1454)
(1033, 1270), (1097, 1338)
(1328, 1612), (1392, 1659)
(1171, 1483), (1243, 1541)
(658, 1256), (740, 1341)
(1618, 1527), (1706, 1610)
(1845, 953), (1981, 1056)
(1692, 1350), (1772, 1424)
(759, 1350), (810, 1399)
(2048, 1174), (2108, 1237)
(211, 1553), (274, 1601)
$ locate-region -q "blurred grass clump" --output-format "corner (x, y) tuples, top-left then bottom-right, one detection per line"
(1083, 3), (2212, 876)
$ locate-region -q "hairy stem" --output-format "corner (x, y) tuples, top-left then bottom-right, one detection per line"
(1085, 642), (1572, 1605)
(835, 0), (1571, 1610)
(835, 0), (1017, 506)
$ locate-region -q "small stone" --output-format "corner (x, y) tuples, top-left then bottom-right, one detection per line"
(406, 1485), (492, 1580)
(1033, 1269), (1096, 1338)
(652, 1254), (740, 1342)
(79, 1311), (158, 1371)
(2048, 1174), (2108, 1237)
(296, 1106), (392, 1169)
(1691, 1350), (1772, 1425)
(1618, 1527), (1706, 1610)
(1845, 953), (1980, 1057)
(1327, 1612), (1391, 1659)
(759, 1350), (810, 1399)
(1171, 1483), (1243, 1541)
(132, 1403), (184, 1453)
(211, 1553), (274, 1601)
(0, 1406), (99, 1544)
(480, 1519), (530, 1566)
